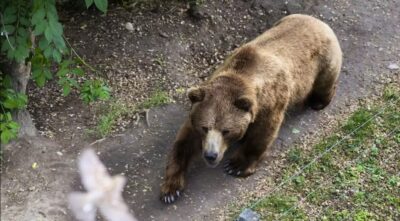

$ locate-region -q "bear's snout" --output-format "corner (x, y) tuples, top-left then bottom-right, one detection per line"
(204, 151), (218, 163)
(202, 129), (227, 167)
(203, 149), (220, 167)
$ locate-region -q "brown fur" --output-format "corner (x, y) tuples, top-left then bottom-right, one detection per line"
(160, 14), (342, 203)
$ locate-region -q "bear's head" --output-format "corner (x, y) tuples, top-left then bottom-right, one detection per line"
(188, 76), (257, 167)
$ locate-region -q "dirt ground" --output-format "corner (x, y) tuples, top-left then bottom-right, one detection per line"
(1, 0), (399, 220)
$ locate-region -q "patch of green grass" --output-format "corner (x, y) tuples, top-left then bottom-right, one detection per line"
(235, 85), (400, 220)
(342, 108), (374, 139)
(88, 101), (132, 138)
(353, 209), (376, 221)
(97, 103), (129, 137)
(139, 90), (171, 109)
(91, 90), (171, 137)
(313, 134), (341, 154)
(322, 209), (351, 221)
(383, 83), (399, 101)
(175, 87), (186, 94)
(254, 195), (307, 220)
(287, 148), (303, 164)
(153, 54), (166, 68)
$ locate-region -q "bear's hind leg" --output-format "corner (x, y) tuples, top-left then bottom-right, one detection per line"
(307, 83), (337, 110)
(308, 58), (341, 110)
(225, 110), (285, 177)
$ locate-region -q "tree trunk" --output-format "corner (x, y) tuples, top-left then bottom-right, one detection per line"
(1, 61), (37, 137)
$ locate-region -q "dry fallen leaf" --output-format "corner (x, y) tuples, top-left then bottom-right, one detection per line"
(32, 162), (39, 169)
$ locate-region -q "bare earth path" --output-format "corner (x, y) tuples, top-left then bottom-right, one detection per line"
(1, 0), (399, 221)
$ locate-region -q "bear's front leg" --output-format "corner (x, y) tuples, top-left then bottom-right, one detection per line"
(225, 110), (285, 177)
(160, 120), (200, 204)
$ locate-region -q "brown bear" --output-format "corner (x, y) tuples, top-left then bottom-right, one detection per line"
(160, 14), (342, 203)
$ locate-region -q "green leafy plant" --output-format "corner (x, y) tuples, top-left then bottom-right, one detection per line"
(0, 112), (20, 144)
(0, 0), (109, 144)
(0, 74), (26, 144)
(80, 79), (111, 103)
(85, 0), (108, 13)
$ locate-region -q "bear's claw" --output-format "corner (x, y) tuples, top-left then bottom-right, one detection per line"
(224, 160), (244, 177)
(161, 190), (181, 204)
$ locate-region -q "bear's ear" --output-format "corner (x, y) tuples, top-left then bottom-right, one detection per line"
(234, 96), (254, 112)
(187, 87), (205, 103)
(232, 45), (258, 72)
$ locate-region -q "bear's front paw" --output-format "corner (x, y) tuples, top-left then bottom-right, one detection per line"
(224, 160), (255, 178)
(160, 179), (184, 204)
(161, 189), (182, 204)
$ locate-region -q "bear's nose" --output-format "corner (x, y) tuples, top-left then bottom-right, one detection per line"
(204, 151), (218, 162)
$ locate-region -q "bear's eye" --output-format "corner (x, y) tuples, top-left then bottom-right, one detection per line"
(202, 127), (209, 133)
(222, 130), (230, 136)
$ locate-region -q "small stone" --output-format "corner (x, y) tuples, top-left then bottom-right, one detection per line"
(159, 31), (169, 38)
(292, 128), (300, 134)
(125, 22), (134, 31)
(387, 63), (399, 70)
(28, 186), (36, 191)
(238, 208), (260, 221)
(56, 151), (63, 156)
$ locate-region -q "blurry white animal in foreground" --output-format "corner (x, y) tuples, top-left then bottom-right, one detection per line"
(68, 148), (137, 221)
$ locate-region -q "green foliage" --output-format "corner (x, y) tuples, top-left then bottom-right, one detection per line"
(57, 59), (84, 96)
(80, 79), (110, 103)
(85, 0), (108, 13)
(96, 112), (118, 137)
(256, 195), (297, 212)
(0, 0), (109, 144)
(287, 148), (303, 164)
(353, 209), (374, 221)
(342, 108), (374, 136)
(0, 74), (26, 144)
(2, 89), (27, 109)
(0, 112), (20, 144)
(1, 1), (31, 63)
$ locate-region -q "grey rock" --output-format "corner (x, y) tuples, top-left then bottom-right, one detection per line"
(159, 31), (169, 38)
(125, 22), (134, 31)
(237, 208), (260, 221)
(387, 63), (399, 70)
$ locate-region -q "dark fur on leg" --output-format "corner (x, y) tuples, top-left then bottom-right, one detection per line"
(160, 120), (200, 204)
